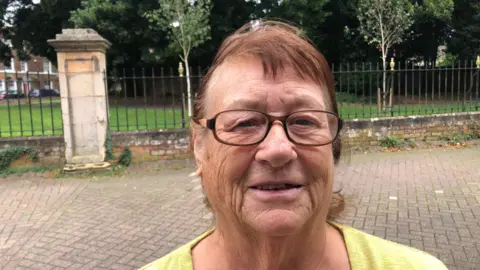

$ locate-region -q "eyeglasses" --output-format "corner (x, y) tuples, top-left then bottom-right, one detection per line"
(197, 110), (342, 146)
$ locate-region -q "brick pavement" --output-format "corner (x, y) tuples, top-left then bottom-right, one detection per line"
(0, 147), (479, 270)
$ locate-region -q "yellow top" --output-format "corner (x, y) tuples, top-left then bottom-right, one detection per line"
(140, 223), (447, 270)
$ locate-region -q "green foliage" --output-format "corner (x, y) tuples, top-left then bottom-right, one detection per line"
(104, 129), (114, 161)
(192, 0), (255, 65)
(144, 0), (212, 61)
(398, 0), (453, 62)
(0, 0), (477, 70)
(253, 0), (330, 48)
(447, 0), (480, 59)
(415, 0), (454, 20)
(71, 0), (168, 67)
(144, 0), (212, 116)
(357, 0), (414, 59)
(379, 136), (401, 148)
(118, 147), (132, 167)
(436, 53), (457, 67)
(3, 0), (82, 64)
(0, 147), (38, 171)
(440, 130), (480, 146)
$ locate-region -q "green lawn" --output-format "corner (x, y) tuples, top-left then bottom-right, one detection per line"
(1, 101), (479, 137)
(0, 100), (63, 137)
(339, 102), (480, 119)
(0, 102), (188, 137)
(108, 106), (188, 131)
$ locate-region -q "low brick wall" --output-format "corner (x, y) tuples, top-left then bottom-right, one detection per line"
(0, 135), (65, 166)
(111, 129), (190, 163)
(343, 112), (480, 148)
(1, 112), (478, 167)
(0, 130), (191, 166)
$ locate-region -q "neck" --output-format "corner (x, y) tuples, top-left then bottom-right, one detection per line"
(209, 216), (331, 270)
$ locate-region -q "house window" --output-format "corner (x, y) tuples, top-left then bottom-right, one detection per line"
(6, 79), (16, 90)
(20, 61), (28, 72)
(5, 58), (15, 72)
(44, 80), (53, 88)
(43, 58), (52, 73)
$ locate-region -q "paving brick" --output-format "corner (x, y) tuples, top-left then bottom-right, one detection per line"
(0, 148), (478, 269)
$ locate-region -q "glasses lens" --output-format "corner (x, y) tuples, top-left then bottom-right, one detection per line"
(286, 111), (338, 145)
(215, 110), (268, 145)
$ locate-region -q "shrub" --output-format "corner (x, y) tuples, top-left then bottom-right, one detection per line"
(118, 147), (132, 167)
(0, 147), (38, 172)
(379, 137), (400, 148)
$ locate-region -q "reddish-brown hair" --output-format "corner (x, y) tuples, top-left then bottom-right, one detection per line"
(192, 20), (344, 220)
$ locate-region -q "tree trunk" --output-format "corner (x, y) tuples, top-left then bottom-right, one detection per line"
(185, 58), (192, 118)
(382, 54), (387, 113)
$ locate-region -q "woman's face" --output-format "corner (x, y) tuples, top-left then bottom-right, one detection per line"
(195, 58), (335, 236)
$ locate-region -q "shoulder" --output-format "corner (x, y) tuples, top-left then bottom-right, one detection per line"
(335, 223), (448, 270)
(139, 229), (214, 270)
(139, 244), (191, 270)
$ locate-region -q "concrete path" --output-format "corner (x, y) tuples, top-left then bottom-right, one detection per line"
(1, 147), (479, 270)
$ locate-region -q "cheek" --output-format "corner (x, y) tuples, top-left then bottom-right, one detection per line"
(303, 145), (334, 179)
(299, 146), (335, 202)
(202, 141), (255, 211)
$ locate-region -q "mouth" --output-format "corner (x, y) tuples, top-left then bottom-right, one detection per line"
(250, 184), (303, 191)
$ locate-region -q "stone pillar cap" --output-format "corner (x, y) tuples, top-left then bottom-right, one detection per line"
(48, 28), (111, 53)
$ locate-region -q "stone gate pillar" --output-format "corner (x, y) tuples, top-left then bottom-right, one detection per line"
(48, 29), (111, 164)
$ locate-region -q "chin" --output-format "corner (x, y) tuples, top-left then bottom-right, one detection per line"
(247, 209), (308, 237)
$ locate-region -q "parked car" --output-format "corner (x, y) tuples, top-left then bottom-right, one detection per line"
(28, 88), (60, 98)
(0, 90), (25, 99)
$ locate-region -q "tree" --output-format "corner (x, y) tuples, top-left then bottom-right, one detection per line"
(253, 0), (330, 52)
(70, 0), (169, 68)
(0, 0), (12, 65)
(320, 0), (379, 64)
(144, 0), (212, 117)
(447, 0), (480, 60)
(357, 0), (414, 111)
(191, 0), (255, 66)
(4, 0), (82, 65)
(396, 0), (453, 63)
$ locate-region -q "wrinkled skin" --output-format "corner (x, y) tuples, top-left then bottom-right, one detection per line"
(192, 58), (349, 270)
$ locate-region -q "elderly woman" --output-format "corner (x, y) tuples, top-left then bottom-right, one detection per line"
(142, 21), (447, 270)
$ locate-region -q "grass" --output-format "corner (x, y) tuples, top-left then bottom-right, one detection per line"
(1, 99), (479, 138)
(0, 101), (187, 137)
(0, 100), (63, 137)
(339, 102), (479, 119)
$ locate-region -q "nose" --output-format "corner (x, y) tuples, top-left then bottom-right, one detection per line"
(255, 122), (297, 168)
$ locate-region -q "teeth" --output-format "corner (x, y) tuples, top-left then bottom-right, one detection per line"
(256, 184), (297, 190)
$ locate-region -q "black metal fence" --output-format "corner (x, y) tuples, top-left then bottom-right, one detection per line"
(106, 61), (480, 133)
(334, 60), (480, 119)
(105, 67), (204, 131)
(0, 70), (61, 138)
(1, 61), (479, 138)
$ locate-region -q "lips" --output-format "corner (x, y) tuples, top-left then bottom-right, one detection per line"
(250, 183), (303, 190)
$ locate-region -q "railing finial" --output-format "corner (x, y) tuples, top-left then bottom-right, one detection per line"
(390, 57), (395, 71)
(178, 62), (184, 77)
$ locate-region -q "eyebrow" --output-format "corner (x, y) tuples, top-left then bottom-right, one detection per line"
(224, 95), (326, 111)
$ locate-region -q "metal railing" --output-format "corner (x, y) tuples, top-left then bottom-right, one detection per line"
(106, 66), (203, 132)
(2, 59), (479, 138)
(0, 70), (61, 138)
(106, 60), (479, 133)
(334, 59), (480, 119)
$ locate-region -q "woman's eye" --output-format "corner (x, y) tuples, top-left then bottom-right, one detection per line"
(232, 118), (265, 130)
(236, 120), (257, 127)
(292, 119), (314, 126)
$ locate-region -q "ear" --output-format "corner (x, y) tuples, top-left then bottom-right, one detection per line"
(192, 130), (205, 177)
